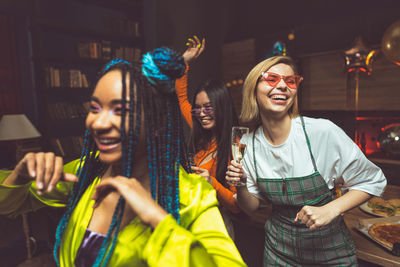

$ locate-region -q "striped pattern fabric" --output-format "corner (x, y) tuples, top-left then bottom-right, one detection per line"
(254, 117), (358, 266)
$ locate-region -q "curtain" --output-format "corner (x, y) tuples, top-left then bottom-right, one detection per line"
(0, 14), (22, 117)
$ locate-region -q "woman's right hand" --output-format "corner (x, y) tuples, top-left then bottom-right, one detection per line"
(8, 152), (78, 194)
(182, 35), (205, 65)
(226, 160), (247, 187)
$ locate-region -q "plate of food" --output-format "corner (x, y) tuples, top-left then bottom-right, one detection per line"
(356, 217), (400, 255)
(359, 197), (400, 217)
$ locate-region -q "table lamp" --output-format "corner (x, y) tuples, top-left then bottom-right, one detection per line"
(0, 114), (41, 261)
(0, 114), (41, 163)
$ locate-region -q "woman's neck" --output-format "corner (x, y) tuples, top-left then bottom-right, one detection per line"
(260, 114), (292, 146)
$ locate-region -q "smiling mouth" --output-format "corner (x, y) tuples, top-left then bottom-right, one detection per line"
(96, 137), (121, 151)
(200, 117), (213, 124)
(270, 94), (288, 101)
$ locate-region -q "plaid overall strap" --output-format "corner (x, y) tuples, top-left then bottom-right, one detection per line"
(253, 116), (317, 180)
(299, 116), (317, 172)
(253, 117), (357, 266)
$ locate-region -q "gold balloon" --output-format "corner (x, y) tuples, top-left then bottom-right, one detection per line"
(381, 20), (400, 65)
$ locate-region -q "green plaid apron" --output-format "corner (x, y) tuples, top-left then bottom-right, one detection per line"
(253, 117), (357, 266)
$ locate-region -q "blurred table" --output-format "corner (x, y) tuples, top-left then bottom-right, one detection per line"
(343, 185), (400, 267)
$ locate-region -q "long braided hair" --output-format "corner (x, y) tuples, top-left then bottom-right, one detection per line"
(53, 48), (190, 266)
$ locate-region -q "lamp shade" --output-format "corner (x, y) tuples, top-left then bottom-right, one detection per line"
(0, 114), (41, 141)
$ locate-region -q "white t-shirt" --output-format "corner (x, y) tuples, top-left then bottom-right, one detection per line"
(241, 116), (386, 199)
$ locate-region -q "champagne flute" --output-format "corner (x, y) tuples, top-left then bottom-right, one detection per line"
(188, 152), (197, 167)
(230, 126), (249, 186)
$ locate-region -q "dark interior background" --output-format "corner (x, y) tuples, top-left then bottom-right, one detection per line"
(0, 1), (399, 266)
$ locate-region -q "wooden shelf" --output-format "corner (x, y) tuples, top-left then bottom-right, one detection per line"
(30, 0), (143, 157)
(46, 88), (92, 102)
(32, 18), (142, 44)
(75, 0), (143, 17)
(40, 56), (109, 65)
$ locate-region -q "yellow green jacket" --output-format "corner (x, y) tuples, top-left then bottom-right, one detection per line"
(0, 160), (246, 267)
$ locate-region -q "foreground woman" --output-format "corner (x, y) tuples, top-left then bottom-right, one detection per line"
(226, 56), (386, 266)
(0, 48), (245, 266)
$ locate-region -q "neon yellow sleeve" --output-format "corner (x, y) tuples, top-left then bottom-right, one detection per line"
(0, 159), (80, 218)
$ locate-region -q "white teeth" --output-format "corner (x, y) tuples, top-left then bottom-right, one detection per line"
(271, 95), (287, 100)
(99, 138), (120, 145)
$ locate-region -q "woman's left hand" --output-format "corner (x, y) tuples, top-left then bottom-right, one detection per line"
(191, 166), (213, 186)
(294, 205), (340, 230)
(182, 35), (205, 65)
(92, 176), (168, 229)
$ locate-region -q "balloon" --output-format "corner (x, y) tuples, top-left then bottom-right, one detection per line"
(264, 41), (287, 59)
(344, 36), (369, 73)
(378, 124), (400, 157)
(381, 20), (400, 65)
(272, 41), (286, 56)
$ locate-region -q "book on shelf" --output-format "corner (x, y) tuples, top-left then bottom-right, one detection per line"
(76, 40), (141, 62)
(77, 42), (90, 58)
(45, 67), (89, 88)
(103, 16), (140, 37)
(114, 46), (141, 62)
(101, 40), (112, 60)
(47, 101), (90, 121)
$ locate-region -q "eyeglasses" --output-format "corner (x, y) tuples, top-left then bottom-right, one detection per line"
(190, 106), (214, 116)
(260, 72), (303, 89)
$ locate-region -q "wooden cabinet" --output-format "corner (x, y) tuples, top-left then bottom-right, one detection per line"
(299, 51), (400, 111)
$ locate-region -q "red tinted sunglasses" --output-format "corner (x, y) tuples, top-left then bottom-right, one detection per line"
(260, 72), (303, 89)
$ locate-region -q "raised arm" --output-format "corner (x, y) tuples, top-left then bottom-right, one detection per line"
(175, 66), (193, 127)
(175, 36), (206, 127)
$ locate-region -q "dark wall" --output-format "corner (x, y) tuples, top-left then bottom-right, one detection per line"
(0, 0), (36, 124)
(145, 0), (232, 97)
(224, 0), (400, 60)
(147, 0), (400, 86)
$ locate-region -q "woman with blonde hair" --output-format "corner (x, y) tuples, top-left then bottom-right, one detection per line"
(226, 55), (386, 266)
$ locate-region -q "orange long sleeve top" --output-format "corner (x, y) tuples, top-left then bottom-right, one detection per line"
(175, 66), (240, 214)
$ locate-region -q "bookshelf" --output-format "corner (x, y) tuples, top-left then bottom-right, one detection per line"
(30, 0), (143, 162)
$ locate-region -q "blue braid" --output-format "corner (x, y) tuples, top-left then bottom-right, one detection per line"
(93, 198), (125, 267)
(143, 77), (158, 200)
(102, 201), (124, 265)
(104, 58), (131, 72)
(53, 131), (99, 265)
(173, 104), (181, 223)
(121, 68), (128, 174)
(163, 101), (172, 213)
(141, 53), (170, 85)
(127, 69), (141, 177)
(142, 47), (185, 94)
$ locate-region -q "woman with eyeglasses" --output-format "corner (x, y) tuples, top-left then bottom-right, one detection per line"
(175, 36), (240, 239)
(0, 48), (246, 267)
(226, 56), (386, 266)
